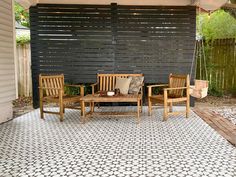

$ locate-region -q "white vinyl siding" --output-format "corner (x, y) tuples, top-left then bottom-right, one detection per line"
(0, 0), (15, 122)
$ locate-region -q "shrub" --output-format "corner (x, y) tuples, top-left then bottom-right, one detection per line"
(16, 35), (30, 45)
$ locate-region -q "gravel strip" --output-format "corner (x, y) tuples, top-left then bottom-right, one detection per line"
(213, 106), (236, 124)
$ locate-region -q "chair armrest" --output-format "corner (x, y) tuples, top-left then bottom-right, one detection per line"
(64, 84), (85, 96)
(147, 84), (168, 96)
(91, 82), (99, 95)
(147, 84), (168, 88)
(90, 82), (99, 87)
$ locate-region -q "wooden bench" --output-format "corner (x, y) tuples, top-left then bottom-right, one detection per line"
(91, 73), (144, 95)
(90, 73), (144, 111)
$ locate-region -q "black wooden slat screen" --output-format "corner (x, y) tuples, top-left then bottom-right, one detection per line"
(30, 4), (196, 107)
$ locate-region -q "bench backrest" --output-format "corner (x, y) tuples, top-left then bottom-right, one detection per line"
(97, 73), (144, 91)
(39, 74), (64, 96)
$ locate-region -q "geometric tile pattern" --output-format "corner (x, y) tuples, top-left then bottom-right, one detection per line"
(0, 107), (235, 177)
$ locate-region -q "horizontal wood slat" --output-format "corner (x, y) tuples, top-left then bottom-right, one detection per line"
(30, 3), (195, 107)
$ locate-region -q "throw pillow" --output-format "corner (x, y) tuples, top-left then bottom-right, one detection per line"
(129, 76), (144, 94)
(115, 77), (132, 94)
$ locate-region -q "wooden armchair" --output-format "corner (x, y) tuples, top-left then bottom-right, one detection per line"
(39, 74), (84, 121)
(147, 74), (190, 121)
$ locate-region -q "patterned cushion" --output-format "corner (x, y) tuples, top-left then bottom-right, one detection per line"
(128, 76), (144, 94)
(115, 77), (132, 94)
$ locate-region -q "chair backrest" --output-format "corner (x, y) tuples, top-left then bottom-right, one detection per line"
(168, 73), (189, 97)
(97, 73), (144, 91)
(39, 74), (64, 96)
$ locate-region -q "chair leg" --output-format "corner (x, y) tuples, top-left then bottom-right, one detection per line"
(169, 102), (173, 112)
(140, 99), (142, 113)
(59, 104), (64, 122)
(91, 102), (95, 112)
(80, 101), (83, 116)
(186, 100), (190, 118)
(39, 100), (44, 119)
(148, 98), (152, 116)
(163, 100), (168, 121)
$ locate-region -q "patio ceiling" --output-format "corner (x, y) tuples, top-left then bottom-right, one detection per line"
(17, 0), (195, 9)
(16, 0), (232, 12)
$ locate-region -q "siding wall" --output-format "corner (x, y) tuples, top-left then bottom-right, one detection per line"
(0, 0), (16, 123)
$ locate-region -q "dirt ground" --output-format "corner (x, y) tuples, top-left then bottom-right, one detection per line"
(13, 95), (236, 118)
(194, 95), (236, 108)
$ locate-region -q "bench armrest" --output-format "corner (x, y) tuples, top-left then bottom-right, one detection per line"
(91, 82), (99, 95)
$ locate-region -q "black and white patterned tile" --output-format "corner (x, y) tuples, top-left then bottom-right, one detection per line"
(0, 107), (235, 177)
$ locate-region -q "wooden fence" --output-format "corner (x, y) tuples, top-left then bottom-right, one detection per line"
(16, 44), (32, 97)
(195, 38), (236, 94)
(16, 39), (236, 97)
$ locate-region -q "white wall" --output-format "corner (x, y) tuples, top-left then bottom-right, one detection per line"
(0, 0), (16, 123)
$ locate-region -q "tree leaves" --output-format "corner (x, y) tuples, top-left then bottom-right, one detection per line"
(15, 2), (29, 27)
(197, 10), (236, 40)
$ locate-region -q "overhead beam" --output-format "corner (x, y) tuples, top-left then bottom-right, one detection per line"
(16, 0), (193, 9)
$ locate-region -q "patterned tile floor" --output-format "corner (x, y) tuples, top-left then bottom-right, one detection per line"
(0, 107), (235, 177)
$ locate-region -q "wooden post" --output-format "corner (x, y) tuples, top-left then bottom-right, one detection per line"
(39, 75), (44, 119)
(148, 86), (152, 116)
(163, 89), (168, 121)
(59, 89), (64, 122)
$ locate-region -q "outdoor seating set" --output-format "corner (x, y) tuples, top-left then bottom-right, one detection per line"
(39, 73), (190, 123)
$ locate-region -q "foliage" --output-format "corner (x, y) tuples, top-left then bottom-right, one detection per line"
(16, 35), (30, 45)
(208, 82), (223, 97)
(64, 83), (91, 95)
(64, 85), (81, 95)
(15, 2), (29, 27)
(197, 10), (236, 41)
(230, 86), (236, 98)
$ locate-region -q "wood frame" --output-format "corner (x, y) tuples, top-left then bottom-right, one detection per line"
(147, 74), (190, 121)
(39, 74), (84, 121)
(91, 73), (144, 108)
(80, 94), (142, 124)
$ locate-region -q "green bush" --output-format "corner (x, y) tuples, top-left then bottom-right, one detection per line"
(208, 82), (223, 97)
(230, 86), (236, 98)
(64, 85), (80, 95)
(197, 10), (236, 40)
(64, 83), (92, 95)
(16, 35), (30, 45)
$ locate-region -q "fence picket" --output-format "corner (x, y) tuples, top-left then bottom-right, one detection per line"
(196, 38), (236, 94)
(16, 44), (32, 97)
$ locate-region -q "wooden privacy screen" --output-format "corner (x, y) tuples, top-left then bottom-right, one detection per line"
(30, 4), (196, 107)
